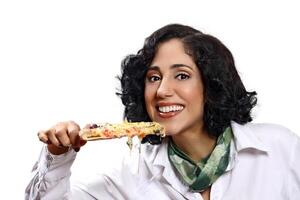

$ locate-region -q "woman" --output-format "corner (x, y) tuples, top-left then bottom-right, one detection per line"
(26, 24), (300, 200)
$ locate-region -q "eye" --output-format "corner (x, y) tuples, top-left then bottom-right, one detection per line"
(176, 73), (190, 80)
(147, 75), (161, 82)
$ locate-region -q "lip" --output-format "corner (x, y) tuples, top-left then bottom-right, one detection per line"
(156, 102), (184, 107)
(155, 102), (184, 119)
(158, 110), (183, 118)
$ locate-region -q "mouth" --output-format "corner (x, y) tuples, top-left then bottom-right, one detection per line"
(156, 104), (184, 118)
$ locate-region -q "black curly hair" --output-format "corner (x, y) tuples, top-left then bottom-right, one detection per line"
(117, 24), (257, 142)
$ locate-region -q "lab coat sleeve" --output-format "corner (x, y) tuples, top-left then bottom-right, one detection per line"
(25, 144), (136, 200)
(24, 145), (93, 200)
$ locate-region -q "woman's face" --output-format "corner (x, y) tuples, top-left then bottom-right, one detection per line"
(144, 38), (205, 136)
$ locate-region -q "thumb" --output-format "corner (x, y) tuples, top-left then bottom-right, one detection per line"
(80, 139), (87, 147)
(73, 136), (87, 152)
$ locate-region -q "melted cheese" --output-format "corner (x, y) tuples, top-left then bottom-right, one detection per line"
(80, 122), (165, 141)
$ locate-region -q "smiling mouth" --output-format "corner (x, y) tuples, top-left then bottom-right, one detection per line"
(157, 105), (184, 113)
(156, 105), (184, 118)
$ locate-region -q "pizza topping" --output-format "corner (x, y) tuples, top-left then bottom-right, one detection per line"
(80, 122), (165, 142)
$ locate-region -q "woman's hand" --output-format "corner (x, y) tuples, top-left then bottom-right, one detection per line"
(37, 121), (87, 155)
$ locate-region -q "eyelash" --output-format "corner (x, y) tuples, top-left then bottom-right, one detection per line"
(146, 73), (190, 82)
(175, 73), (190, 80)
(148, 75), (161, 82)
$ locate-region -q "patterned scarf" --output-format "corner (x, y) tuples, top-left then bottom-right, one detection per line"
(168, 127), (233, 192)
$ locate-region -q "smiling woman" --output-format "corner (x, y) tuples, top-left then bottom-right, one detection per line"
(25, 24), (300, 200)
(144, 39), (212, 162)
(145, 39), (205, 134)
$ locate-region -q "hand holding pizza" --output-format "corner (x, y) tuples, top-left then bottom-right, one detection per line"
(37, 121), (165, 155)
(37, 121), (88, 155)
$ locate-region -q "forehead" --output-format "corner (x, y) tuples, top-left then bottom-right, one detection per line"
(150, 38), (195, 68)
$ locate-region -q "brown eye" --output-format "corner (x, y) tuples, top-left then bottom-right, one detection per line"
(176, 73), (190, 80)
(148, 75), (161, 82)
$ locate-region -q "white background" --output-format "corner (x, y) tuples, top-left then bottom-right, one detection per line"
(0, 0), (299, 198)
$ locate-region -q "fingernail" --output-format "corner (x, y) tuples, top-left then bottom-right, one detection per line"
(74, 148), (80, 152)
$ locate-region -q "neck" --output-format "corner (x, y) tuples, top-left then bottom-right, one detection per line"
(171, 126), (217, 162)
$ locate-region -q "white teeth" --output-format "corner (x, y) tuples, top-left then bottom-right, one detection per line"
(158, 105), (183, 113)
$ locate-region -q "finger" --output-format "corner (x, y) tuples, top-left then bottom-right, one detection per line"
(79, 139), (87, 147)
(47, 128), (61, 147)
(67, 121), (86, 151)
(38, 130), (50, 144)
(55, 125), (71, 147)
(67, 121), (81, 147)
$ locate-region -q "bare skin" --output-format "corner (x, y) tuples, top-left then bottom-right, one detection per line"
(172, 127), (216, 162)
(37, 121), (87, 155)
(201, 188), (211, 200)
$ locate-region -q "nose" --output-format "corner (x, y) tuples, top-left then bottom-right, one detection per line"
(156, 78), (173, 98)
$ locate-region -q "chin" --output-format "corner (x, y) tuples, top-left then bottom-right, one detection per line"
(160, 124), (181, 136)
(152, 117), (184, 136)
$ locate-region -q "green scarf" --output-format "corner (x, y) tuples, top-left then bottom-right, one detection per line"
(168, 127), (233, 192)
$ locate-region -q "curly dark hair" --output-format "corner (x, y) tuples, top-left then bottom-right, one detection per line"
(117, 23), (257, 141)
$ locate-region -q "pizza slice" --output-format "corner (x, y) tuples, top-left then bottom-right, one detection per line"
(79, 121), (165, 141)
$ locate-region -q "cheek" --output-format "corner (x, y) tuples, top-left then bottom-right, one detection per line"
(181, 83), (205, 110)
(182, 85), (203, 100)
(144, 87), (150, 105)
(144, 86), (156, 110)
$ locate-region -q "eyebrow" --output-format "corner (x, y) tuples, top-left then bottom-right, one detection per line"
(148, 64), (193, 71)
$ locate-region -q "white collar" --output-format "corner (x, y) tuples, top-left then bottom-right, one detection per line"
(231, 121), (270, 153)
(144, 139), (191, 195)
